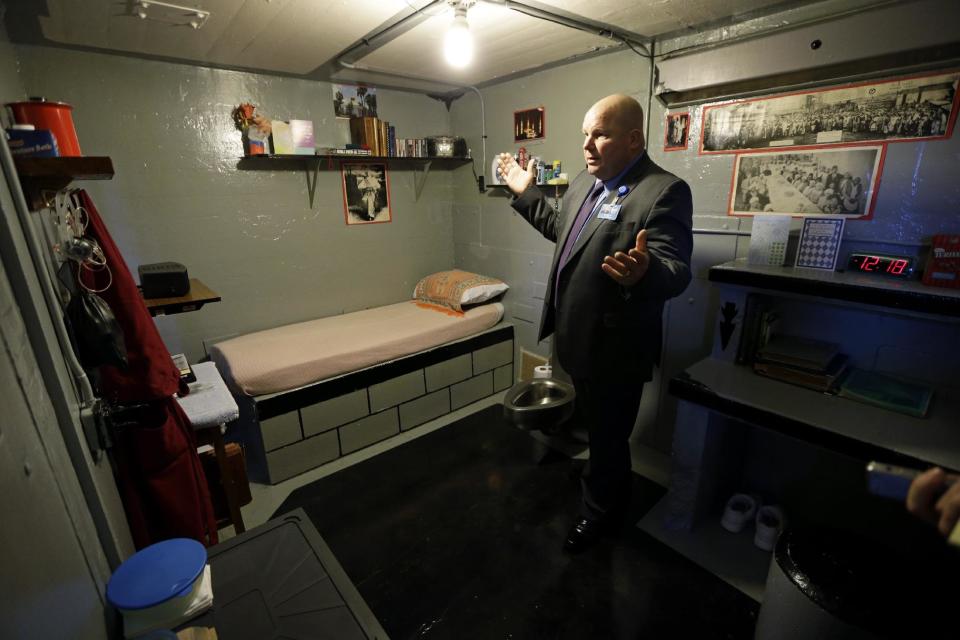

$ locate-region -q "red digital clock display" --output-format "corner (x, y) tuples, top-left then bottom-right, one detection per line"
(847, 253), (914, 278)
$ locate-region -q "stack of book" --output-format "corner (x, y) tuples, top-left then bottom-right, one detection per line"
(348, 117), (442, 158)
(349, 116), (396, 156)
(753, 333), (849, 393)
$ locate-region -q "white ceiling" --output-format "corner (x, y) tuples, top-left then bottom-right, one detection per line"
(7, 0), (844, 91)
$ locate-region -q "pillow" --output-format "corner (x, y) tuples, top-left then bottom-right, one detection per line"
(413, 269), (508, 312)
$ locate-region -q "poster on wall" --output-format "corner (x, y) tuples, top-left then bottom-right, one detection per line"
(701, 69), (959, 154)
(664, 112), (690, 151)
(514, 106), (545, 142)
(333, 84), (378, 119)
(342, 163), (391, 225)
(727, 145), (885, 219)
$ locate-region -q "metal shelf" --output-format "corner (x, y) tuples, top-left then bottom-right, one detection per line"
(236, 154), (472, 205)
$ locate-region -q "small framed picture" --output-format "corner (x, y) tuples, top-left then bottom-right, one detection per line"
(514, 106), (545, 142)
(796, 216), (846, 270)
(341, 163), (391, 225)
(333, 84), (377, 119)
(664, 112), (690, 151)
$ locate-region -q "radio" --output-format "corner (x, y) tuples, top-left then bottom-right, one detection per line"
(138, 262), (190, 299)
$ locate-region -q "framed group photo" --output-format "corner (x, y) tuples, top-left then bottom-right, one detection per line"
(728, 145), (885, 219)
(514, 106), (545, 142)
(341, 162), (391, 225)
(664, 112), (690, 151)
(701, 69), (959, 154)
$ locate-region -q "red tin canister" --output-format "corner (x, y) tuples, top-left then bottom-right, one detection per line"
(7, 98), (82, 156)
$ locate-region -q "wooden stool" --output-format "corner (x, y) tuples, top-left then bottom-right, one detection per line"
(176, 362), (245, 534)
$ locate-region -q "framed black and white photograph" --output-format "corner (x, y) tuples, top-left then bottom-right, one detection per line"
(701, 70), (959, 154)
(514, 106), (545, 142)
(664, 112), (690, 151)
(341, 163), (391, 225)
(333, 84), (378, 119)
(727, 145), (885, 219)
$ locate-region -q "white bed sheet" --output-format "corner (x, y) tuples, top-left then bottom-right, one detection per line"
(210, 301), (504, 397)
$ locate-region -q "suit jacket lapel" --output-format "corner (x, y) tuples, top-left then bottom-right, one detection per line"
(563, 154), (653, 267)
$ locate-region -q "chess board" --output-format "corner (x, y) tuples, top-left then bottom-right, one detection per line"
(796, 217), (845, 270)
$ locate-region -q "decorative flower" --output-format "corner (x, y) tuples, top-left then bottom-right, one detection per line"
(232, 102), (256, 129)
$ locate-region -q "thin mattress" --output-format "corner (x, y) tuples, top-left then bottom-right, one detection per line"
(210, 301), (504, 396)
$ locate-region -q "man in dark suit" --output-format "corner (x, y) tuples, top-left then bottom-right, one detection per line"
(497, 94), (693, 552)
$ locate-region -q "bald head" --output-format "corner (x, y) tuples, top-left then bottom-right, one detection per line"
(581, 94), (646, 181)
(589, 94), (645, 133)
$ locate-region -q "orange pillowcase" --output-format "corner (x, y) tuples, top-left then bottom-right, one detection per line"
(413, 270), (508, 312)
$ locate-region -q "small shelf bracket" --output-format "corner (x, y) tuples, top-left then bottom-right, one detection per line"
(305, 157), (321, 208)
(413, 160), (432, 200)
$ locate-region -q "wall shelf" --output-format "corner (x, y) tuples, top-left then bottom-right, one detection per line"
(143, 278), (221, 317)
(13, 156), (114, 210)
(670, 357), (960, 471)
(709, 258), (960, 318)
(236, 154), (472, 206)
(487, 182), (568, 194)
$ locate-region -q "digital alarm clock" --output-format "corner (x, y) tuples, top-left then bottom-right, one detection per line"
(846, 252), (915, 278)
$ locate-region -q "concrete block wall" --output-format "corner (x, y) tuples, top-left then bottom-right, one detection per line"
(257, 338), (514, 483)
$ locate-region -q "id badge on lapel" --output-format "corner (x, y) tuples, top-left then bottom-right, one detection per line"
(597, 204), (621, 220)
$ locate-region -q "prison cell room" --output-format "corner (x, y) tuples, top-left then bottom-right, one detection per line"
(2, 1), (958, 638)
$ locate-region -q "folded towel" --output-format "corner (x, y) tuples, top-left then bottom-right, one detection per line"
(176, 362), (239, 429)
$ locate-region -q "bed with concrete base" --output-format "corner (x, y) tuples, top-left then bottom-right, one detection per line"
(210, 302), (513, 484)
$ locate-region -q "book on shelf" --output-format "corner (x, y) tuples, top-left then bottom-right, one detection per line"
(735, 297), (781, 365)
(838, 368), (934, 418)
(754, 353), (849, 392)
(349, 116), (381, 155)
(318, 147), (372, 156)
(756, 333), (840, 372)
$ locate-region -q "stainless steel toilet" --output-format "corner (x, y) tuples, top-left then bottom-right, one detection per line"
(502, 377), (576, 434)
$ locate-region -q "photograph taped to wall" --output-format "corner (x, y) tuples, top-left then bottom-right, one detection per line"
(701, 70), (959, 154)
(728, 145), (885, 219)
(664, 112), (690, 151)
(333, 84), (378, 119)
(514, 106), (545, 142)
(342, 163), (391, 225)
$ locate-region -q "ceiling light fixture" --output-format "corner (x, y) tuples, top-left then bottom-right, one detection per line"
(133, 1), (211, 30)
(443, 0), (475, 69)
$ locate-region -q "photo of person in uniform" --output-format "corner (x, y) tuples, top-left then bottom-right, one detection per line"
(342, 163), (391, 224)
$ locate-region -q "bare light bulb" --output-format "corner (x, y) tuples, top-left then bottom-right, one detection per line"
(443, 12), (473, 68)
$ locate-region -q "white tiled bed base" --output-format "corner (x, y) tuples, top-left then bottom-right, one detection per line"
(259, 340), (514, 484)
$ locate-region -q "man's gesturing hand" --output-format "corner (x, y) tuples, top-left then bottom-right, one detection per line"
(601, 229), (650, 287)
(496, 152), (535, 196)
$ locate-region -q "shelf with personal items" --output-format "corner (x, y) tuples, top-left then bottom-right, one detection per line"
(686, 258), (960, 468)
(487, 181), (569, 210)
(142, 278), (221, 317)
(637, 257), (960, 603)
(12, 155), (115, 210)
(236, 153), (473, 206)
(487, 181), (569, 195)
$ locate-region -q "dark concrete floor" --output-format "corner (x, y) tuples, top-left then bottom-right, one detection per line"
(275, 405), (759, 639)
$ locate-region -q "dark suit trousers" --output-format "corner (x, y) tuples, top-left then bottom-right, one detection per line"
(572, 377), (644, 520)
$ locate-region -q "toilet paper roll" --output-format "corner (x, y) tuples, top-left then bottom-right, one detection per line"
(533, 365), (552, 379)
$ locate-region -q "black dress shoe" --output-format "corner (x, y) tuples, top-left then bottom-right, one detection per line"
(563, 517), (604, 553)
